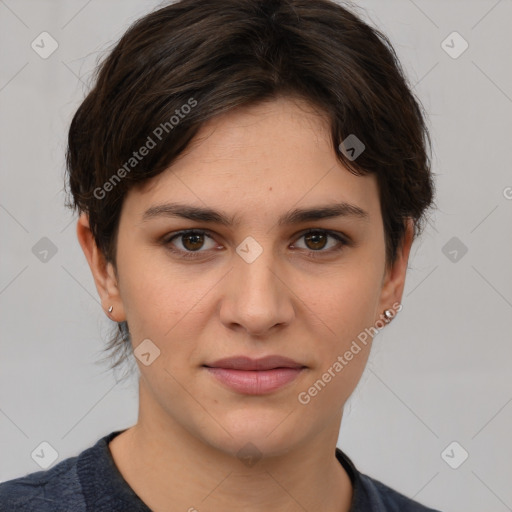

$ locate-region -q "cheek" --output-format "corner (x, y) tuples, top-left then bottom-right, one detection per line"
(294, 273), (380, 411)
(117, 246), (192, 324)
(299, 263), (382, 339)
(117, 257), (218, 375)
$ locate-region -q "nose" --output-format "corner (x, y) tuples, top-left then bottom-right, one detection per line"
(219, 245), (295, 337)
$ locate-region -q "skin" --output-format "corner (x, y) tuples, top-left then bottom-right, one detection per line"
(77, 95), (413, 512)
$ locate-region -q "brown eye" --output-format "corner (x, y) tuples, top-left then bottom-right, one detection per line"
(303, 231), (329, 250)
(293, 230), (347, 255)
(181, 232), (206, 251)
(163, 228), (349, 261)
(164, 230), (217, 257)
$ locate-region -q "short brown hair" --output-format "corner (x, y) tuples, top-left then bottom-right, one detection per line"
(65, 0), (435, 375)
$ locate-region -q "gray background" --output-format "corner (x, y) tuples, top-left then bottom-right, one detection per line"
(1, 1), (511, 510)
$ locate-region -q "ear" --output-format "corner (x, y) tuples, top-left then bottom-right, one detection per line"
(76, 212), (126, 322)
(376, 218), (414, 323)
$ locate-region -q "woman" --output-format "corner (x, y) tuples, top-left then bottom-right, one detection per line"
(0, 0), (441, 510)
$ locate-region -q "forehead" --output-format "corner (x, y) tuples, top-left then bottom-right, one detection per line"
(122, 97), (381, 225)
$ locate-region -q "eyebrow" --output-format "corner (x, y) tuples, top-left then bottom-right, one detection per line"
(142, 201), (369, 226)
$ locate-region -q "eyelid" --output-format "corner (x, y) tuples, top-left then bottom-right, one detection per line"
(162, 229), (218, 247)
(162, 228), (350, 259)
(162, 229), (219, 256)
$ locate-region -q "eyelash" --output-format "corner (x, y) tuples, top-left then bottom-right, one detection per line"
(162, 229), (350, 260)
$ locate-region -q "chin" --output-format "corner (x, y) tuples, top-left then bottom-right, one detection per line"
(203, 409), (305, 461)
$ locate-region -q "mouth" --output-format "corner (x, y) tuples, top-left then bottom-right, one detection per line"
(202, 355), (307, 395)
(203, 355), (306, 371)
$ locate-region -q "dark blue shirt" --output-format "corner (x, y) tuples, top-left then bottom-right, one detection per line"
(0, 430), (442, 511)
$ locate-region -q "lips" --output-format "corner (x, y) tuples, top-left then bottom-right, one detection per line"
(203, 355), (305, 371)
(203, 355), (307, 395)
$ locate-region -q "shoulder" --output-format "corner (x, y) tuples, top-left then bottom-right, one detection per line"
(335, 448), (443, 512)
(0, 455), (84, 512)
(355, 472), (442, 512)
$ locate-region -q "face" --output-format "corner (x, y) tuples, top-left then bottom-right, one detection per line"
(79, 96), (411, 460)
